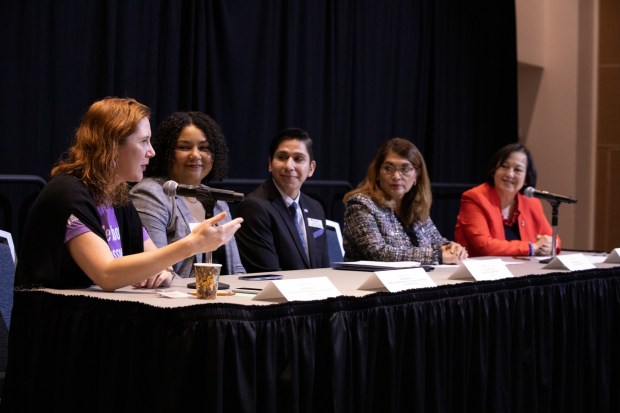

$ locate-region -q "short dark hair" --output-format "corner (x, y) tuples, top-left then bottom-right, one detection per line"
(268, 128), (314, 161)
(146, 112), (229, 182)
(486, 143), (537, 192)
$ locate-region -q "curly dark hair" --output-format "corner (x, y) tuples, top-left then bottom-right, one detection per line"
(145, 112), (229, 182)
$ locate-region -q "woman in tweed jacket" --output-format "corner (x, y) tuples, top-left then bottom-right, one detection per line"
(343, 138), (467, 265)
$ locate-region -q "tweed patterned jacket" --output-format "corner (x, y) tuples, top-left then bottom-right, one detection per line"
(343, 193), (448, 265)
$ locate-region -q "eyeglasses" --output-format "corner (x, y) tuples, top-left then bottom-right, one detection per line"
(380, 164), (416, 176)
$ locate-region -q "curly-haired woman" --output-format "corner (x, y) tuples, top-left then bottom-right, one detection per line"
(130, 112), (246, 277)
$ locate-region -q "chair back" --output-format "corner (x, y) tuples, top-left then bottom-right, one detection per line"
(325, 220), (344, 264)
(0, 230), (16, 377)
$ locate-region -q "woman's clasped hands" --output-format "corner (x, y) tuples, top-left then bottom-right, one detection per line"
(441, 241), (468, 265)
(532, 234), (553, 256)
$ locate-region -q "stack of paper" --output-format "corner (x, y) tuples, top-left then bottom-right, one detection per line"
(332, 260), (421, 272)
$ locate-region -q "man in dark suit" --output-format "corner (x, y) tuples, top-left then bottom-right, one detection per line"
(236, 128), (329, 272)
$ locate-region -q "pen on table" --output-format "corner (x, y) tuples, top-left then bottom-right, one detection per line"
(232, 287), (262, 294)
(188, 290), (235, 296)
(512, 256), (530, 261)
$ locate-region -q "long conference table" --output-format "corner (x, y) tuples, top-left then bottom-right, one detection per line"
(2, 255), (620, 412)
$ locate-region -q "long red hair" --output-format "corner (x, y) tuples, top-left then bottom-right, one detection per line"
(52, 97), (150, 204)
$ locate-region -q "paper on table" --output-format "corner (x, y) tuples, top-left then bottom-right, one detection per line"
(157, 290), (193, 298)
(603, 248), (620, 263)
(542, 253), (596, 271)
(448, 259), (514, 281)
(358, 268), (436, 292)
(332, 260), (420, 271)
(253, 277), (341, 302)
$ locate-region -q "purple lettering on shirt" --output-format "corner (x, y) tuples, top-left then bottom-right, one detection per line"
(65, 205), (149, 257)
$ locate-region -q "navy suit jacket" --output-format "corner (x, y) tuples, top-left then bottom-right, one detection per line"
(236, 179), (329, 273)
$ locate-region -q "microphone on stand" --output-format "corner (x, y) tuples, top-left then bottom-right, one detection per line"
(162, 180), (244, 266)
(524, 187), (577, 204)
(162, 180), (244, 203)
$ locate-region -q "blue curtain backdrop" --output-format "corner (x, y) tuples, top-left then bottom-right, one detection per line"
(0, 0), (517, 238)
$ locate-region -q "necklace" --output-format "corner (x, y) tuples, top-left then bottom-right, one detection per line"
(502, 204), (519, 227)
(184, 196), (199, 204)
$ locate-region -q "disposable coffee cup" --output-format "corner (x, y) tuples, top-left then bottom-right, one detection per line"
(194, 263), (222, 299)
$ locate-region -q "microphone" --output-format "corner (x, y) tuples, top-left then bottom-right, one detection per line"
(524, 186), (577, 204)
(162, 180), (244, 202)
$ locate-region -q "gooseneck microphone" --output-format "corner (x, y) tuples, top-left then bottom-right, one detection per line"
(163, 180), (244, 202)
(524, 186), (577, 204)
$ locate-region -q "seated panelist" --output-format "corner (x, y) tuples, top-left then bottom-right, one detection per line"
(130, 112), (245, 277)
(454, 143), (560, 257)
(15, 98), (242, 291)
(235, 128), (329, 272)
(343, 137), (467, 265)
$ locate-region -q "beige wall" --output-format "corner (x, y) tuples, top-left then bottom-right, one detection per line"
(515, 0), (615, 250)
(596, 0), (620, 250)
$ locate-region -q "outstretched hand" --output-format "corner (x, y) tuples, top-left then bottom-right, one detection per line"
(190, 211), (244, 254)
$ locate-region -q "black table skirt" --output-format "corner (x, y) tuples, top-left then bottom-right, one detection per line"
(2, 267), (620, 412)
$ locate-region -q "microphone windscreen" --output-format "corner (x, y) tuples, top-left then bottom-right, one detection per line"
(162, 180), (178, 197)
(524, 186), (535, 198)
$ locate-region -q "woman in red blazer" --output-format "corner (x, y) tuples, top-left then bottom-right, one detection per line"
(454, 143), (560, 257)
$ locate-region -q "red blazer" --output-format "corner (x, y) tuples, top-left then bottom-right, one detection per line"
(454, 183), (560, 257)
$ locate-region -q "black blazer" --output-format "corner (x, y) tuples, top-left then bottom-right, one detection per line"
(236, 179), (329, 273)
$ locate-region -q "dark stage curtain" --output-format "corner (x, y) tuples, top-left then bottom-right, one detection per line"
(0, 1), (516, 192)
(3, 267), (620, 412)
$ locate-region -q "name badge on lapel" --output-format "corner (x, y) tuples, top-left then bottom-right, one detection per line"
(307, 217), (324, 238)
(307, 218), (323, 229)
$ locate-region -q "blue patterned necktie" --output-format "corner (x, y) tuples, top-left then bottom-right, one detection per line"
(289, 202), (308, 258)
